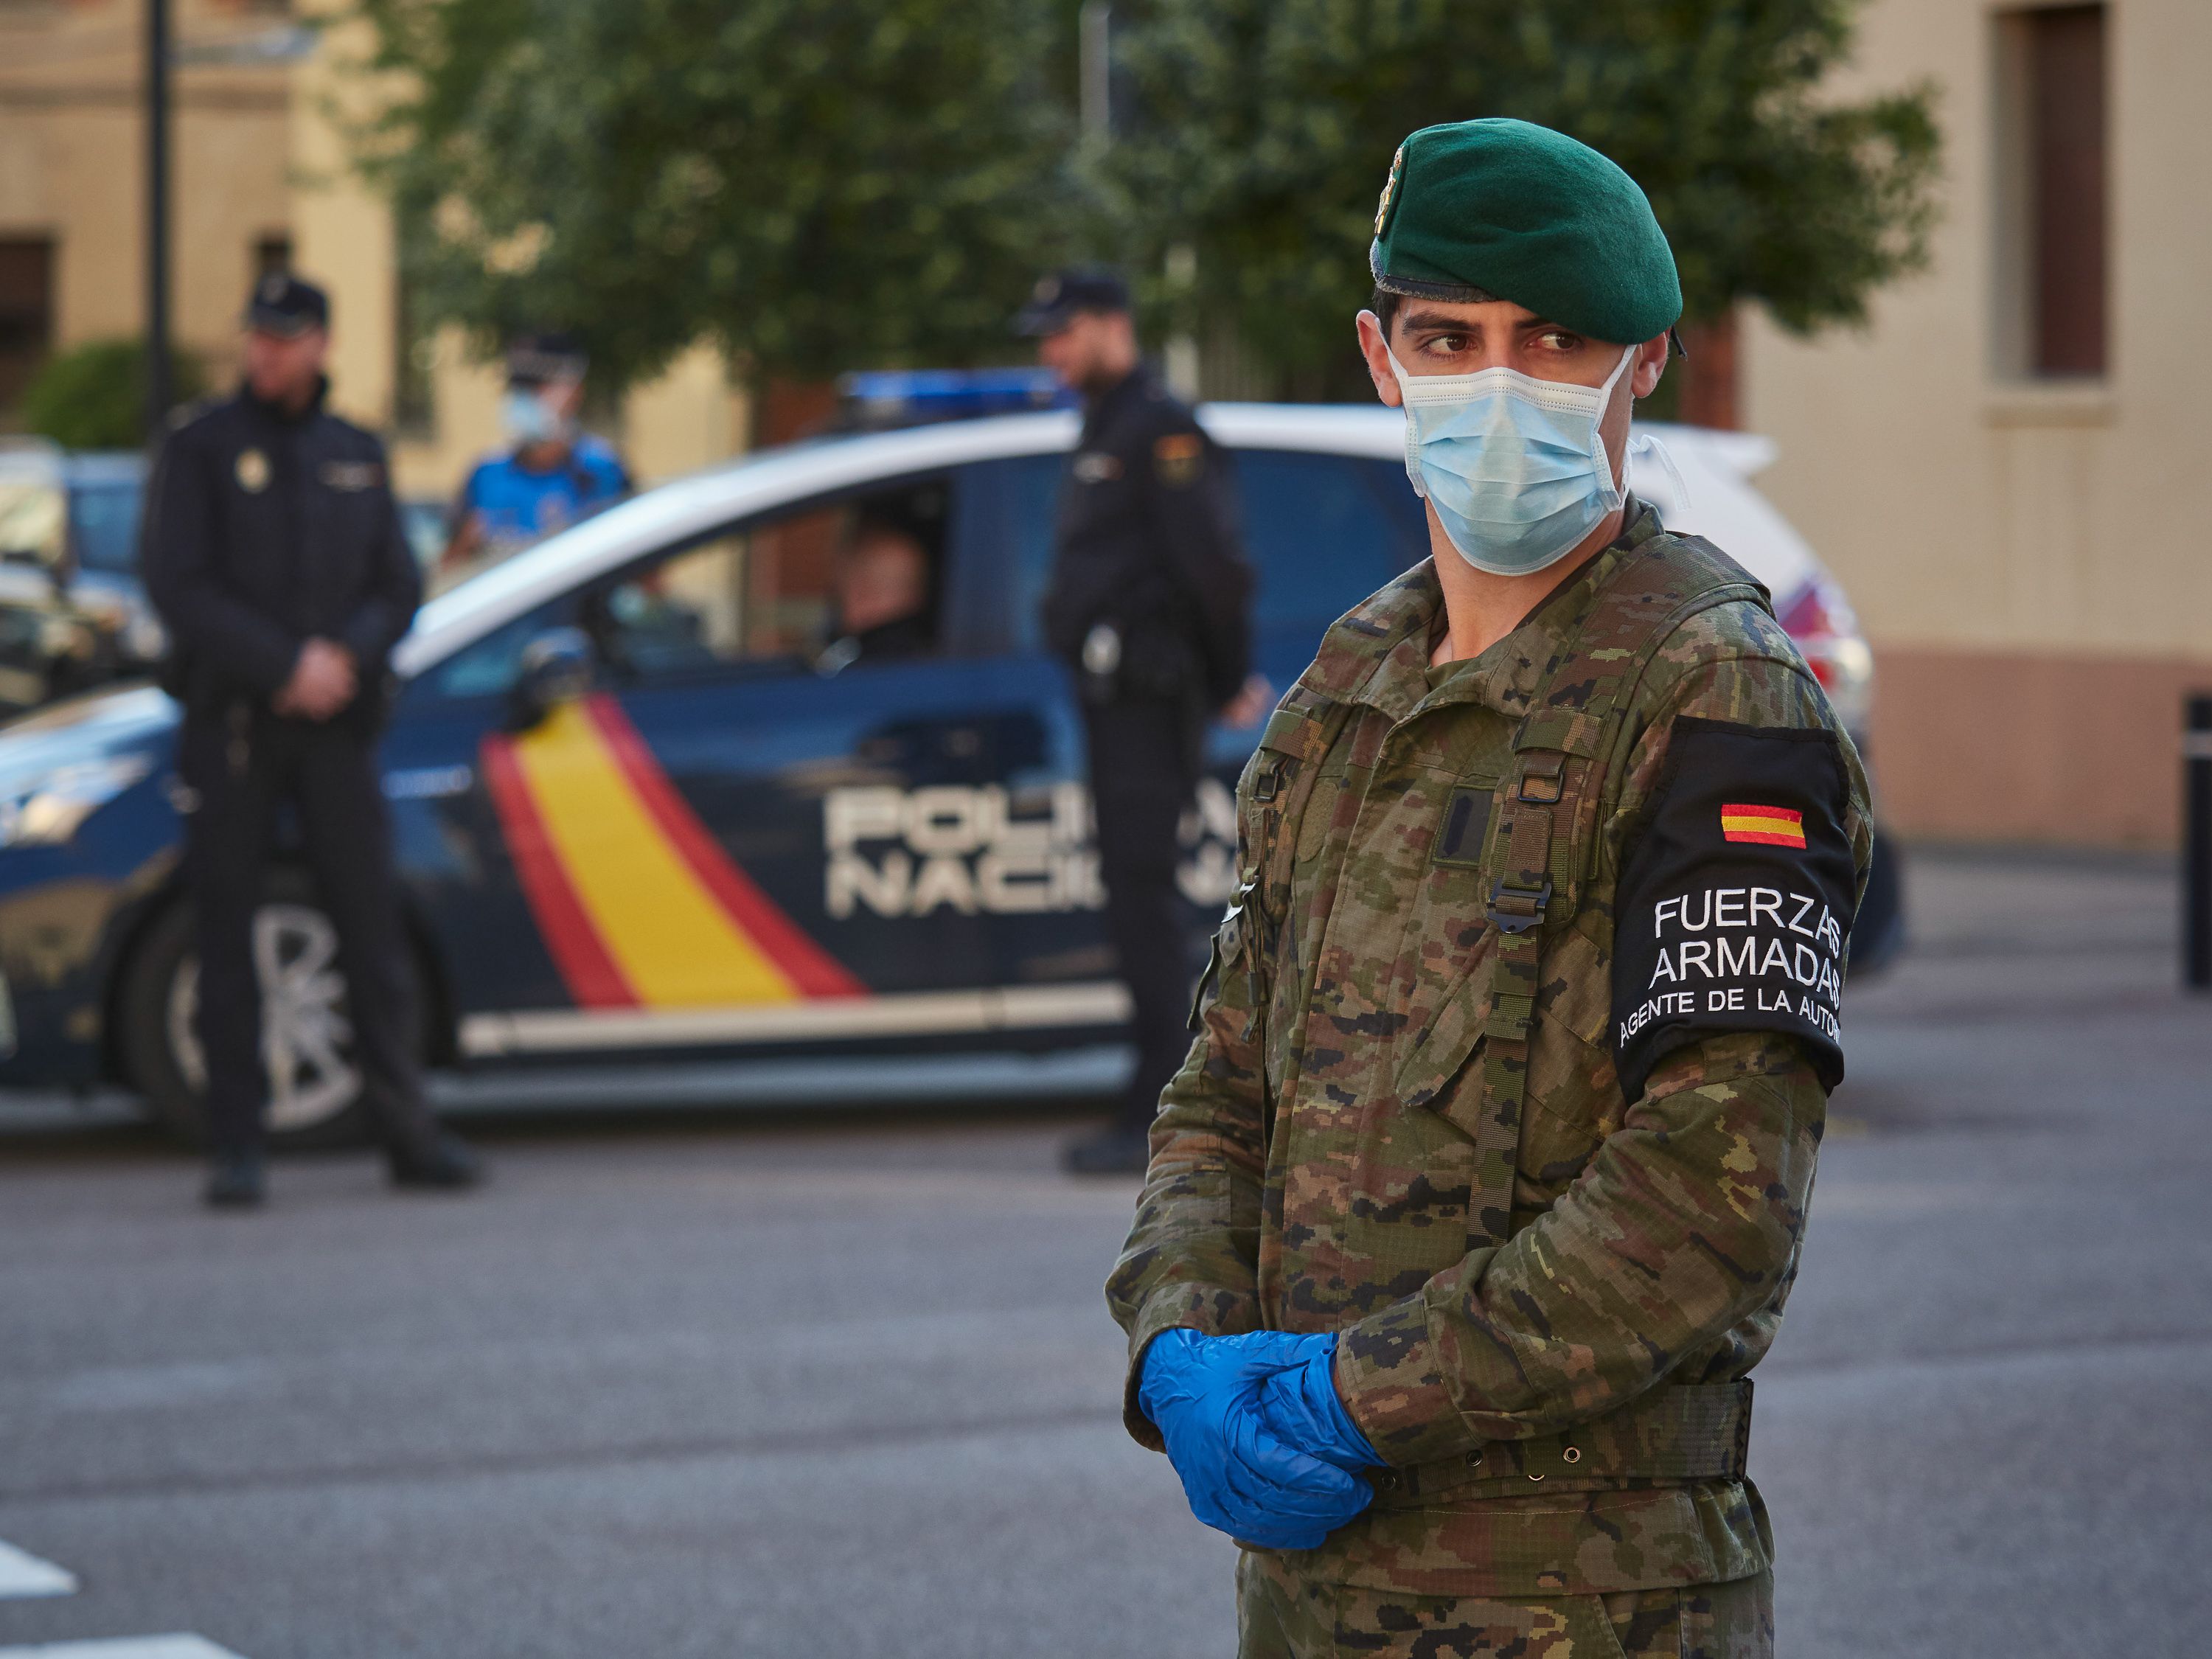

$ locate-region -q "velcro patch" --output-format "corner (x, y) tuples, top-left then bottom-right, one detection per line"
(1612, 718), (1857, 1099)
(1431, 786), (1493, 868)
(319, 460), (384, 492)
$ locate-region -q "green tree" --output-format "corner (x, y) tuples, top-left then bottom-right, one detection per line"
(1101, 0), (1941, 395)
(21, 339), (206, 450)
(357, 0), (1083, 394)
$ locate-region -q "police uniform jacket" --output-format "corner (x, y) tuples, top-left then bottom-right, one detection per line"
(1043, 366), (1251, 708)
(142, 380), (421, 727)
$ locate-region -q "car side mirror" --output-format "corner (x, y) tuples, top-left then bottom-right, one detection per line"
(507, 627), (595, 731)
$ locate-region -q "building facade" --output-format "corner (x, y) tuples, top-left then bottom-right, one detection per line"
(0, 0), (745, 502)
(0, 0), (291, 408)
(1745, 0), (2210, 847)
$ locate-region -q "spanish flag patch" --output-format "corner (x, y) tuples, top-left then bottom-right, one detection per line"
(1720, 803), (1807, 848)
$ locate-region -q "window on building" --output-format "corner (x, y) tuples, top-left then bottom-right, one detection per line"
(253, 234), (292, 282)
(0, 237), (54, 416)
(1997, 4), (2109, 378)
(0, 240), (52, 418)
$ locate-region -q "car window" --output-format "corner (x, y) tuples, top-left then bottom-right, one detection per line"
(986, 448), (1427, 654)
(69, 479), (144, 575)
(977, 454), (1064, 656)
(427, 598), (575, 700)
(398, 500), (447, 573)
(1236, 450), (1429, 631)
(588, 477), (951, 686)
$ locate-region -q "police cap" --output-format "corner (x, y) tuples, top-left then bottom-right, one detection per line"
(1013, 267), (1130, 338)
(1369, 119), (1682, 347)
(243, 272), (330, 338)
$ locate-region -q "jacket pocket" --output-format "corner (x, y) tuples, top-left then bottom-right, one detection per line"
(1391, 967), (1490, 1138)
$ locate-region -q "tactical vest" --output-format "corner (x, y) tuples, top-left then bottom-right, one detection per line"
(1226, 535), (1770, 1503)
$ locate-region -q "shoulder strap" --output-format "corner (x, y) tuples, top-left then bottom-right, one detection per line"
(1465, 541), (1768, 1246)
(1194, 692), (1354, 1030)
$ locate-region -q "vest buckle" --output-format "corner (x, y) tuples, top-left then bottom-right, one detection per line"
(1487, 876), (1552, 934)
(1517, 754), (1566, 803)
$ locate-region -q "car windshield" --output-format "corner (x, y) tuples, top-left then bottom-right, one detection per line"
(0, 476), (66, 567)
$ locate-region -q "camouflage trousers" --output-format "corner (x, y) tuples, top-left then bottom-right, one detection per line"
(1235, 1553), (1774, 1659)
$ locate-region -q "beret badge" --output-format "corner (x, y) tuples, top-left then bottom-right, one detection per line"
(1374, 144), (1405, 237)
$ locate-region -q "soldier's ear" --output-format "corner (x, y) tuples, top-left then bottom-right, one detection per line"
(1356, 312), (1402, 409)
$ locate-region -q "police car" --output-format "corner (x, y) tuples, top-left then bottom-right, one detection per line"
(0, 387), (1900, 1144)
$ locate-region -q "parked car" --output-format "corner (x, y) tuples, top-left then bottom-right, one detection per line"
(0, 445), (166, 713)
(0, 399), (1901, 1144)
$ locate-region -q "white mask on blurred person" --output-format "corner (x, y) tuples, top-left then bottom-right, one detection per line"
(501, 388), (568, 446)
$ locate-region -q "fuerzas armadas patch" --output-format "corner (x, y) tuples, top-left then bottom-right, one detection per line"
(1611, 717), (1858, 1100)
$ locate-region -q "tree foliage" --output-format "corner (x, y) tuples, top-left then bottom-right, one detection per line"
(353, 0), (1938, 400)
(22, 340), (206, 450)
(358, 0), (1082, 391)
(1101, 0), (1941, 389)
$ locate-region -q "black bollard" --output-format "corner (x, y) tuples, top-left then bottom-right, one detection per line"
(2188, 694), (2212, 990)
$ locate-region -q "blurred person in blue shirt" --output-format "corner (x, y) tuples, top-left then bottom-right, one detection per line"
(441, 333), (630, 572)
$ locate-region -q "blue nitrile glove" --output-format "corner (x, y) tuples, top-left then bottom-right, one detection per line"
(1256, 1332), (1381, 1474)
(1138, 1328), (1374, 1551)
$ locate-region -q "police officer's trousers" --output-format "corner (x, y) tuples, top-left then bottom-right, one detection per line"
(1237, 1553), (1774, 1659)
(1082, 698), (1199, 1135)
(178, 710), (434, 1157)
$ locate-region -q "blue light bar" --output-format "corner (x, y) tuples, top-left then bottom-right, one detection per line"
(836, 368), (1077, 429)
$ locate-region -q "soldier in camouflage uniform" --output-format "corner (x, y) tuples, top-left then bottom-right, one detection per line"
(1107, 120), (1871, 1657)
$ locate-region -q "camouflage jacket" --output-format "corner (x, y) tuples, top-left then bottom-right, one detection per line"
(1107, 504), (1873, 1596)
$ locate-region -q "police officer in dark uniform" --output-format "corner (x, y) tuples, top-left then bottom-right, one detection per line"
(1019, 269), (1265, 1175)
(142, 274), (482, 1208)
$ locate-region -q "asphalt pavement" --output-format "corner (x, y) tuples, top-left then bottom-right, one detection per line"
(0, 846), (2207, 1658)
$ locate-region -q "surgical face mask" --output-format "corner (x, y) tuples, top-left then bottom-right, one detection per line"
(1388, 343), (1638, 577)
(501, 387), (568, 446)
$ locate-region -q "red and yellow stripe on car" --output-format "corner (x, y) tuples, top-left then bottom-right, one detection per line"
(480, 695), (863, 1009)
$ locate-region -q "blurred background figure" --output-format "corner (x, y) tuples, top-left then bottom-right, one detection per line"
(139, 273), (482, 1208)
(1020, 268), (1267, 1175)
(439, 331), (631, 574)
(816, 504), (938, 673)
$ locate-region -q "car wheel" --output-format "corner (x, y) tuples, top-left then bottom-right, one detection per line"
(117, 872), (394, 1148)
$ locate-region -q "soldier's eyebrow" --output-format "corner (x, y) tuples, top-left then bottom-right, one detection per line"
(1397, 307), (1555, 341)
(1399, 307), (1481, 336)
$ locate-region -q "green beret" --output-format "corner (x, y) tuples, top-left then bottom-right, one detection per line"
(1370, 118), (1682, 345)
